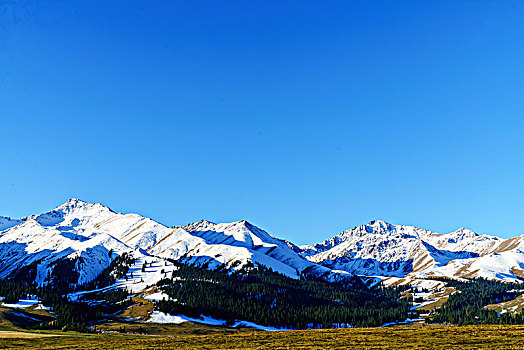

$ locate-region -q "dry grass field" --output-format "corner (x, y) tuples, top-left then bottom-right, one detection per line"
(2, 325), (524, 349)
(0, 331), (59, 339)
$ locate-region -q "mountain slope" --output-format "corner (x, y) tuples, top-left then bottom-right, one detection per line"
(177, 219), (337, 279)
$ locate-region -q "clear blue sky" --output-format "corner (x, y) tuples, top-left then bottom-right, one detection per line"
(1, 1), (524, 244)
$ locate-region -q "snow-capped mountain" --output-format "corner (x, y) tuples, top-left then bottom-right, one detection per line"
(175, 219), (335, 279)
(0, 199), (341, 291)
(3, 199), (524, 294)
(300, 220), (524, 282)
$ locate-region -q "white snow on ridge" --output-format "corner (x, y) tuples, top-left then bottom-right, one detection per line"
(433, 249), (524, 283)
(180, 220), (335, 280)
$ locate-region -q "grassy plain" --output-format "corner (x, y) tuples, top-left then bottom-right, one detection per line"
(2, 325), (524, 349)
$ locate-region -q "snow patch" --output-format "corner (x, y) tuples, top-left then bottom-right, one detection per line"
(143, 291), (170, 302)
(381, 318), (424, 327)
(147, 311), (286, 330)
(147, 311), (225, 326)
(2, 299), (40, 309)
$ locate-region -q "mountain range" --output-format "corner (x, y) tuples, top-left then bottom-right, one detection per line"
(2, 199), (524, 294)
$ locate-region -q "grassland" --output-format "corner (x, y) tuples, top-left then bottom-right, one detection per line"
(2, 325), (524, 349)
(0, 306), (54, 329)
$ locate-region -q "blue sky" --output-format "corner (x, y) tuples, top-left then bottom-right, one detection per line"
(1, 1), (524, 244)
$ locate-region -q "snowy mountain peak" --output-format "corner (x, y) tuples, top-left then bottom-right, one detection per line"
(17, 199), (116, 229)
(331, 220), (396, 241)
(229, 219), (258, 231)
(54, 198), (113, 213)
(52, 198), (88, 210)
(364, 220), (395, 233)
(181, 219), (258, 236)
(367, 219), (391, 227)
(183, 219), (267, 242)
(64, 197), (85, 205)
(179, 219), (216, 232)
(451, 227), (478, 237)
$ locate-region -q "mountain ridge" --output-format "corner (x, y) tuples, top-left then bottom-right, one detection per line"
(0, 199), (347, 292)
(2, 199), (524, 289)
(299, 219), (524, 282)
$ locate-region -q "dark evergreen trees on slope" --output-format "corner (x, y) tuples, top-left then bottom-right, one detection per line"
(155, 262), (411, 329)
(429, 277), (524, 325)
